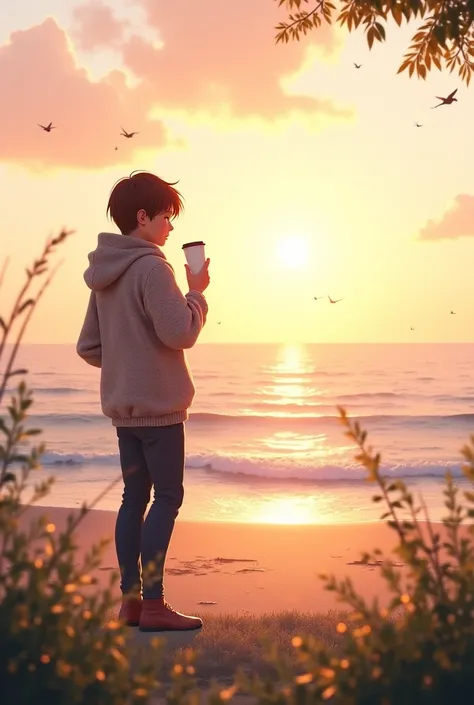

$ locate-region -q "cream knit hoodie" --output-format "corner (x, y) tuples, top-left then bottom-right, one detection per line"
(76, 233), (208, 427)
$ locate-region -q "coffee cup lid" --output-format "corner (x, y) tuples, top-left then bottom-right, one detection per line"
(182, 241), (205, 249)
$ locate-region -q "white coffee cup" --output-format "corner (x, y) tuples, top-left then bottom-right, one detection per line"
(182, 241), (206, 274)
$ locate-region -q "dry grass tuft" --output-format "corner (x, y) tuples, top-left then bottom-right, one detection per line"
(157, 608), (353, 686)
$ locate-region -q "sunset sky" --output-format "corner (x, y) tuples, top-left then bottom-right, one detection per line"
(1, 0), (473, 344)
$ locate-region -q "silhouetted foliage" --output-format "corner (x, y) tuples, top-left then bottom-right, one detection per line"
(274, 0), (474, 84)
(0, 234), (160, 704)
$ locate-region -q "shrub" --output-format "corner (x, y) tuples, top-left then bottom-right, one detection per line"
(169, 416), (474, 704)
(0, 233), (160, 705)
(225, 410), (474, 704)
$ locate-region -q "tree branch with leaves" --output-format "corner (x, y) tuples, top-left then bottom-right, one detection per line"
(274, 0), (474, 84)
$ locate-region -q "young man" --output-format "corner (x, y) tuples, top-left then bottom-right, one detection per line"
(77, 171), (210, 631)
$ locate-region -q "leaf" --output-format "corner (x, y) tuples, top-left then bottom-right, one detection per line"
(33, 258), (47, 269)
(367, 26), (376, 50)
(397, 57), (413, 74)
(18, 299), (35, 314)
(6, 368), (28, 378)
(392, 5), (403, 26)
(412, 31), (426, 42)
(0, 472), (16, 486)
(401, 521), (415, 531)
(418, 63), (427, 80)
(432, 53), (442, 71)
(374, 22), (386, 41)
(7, 405), (20, 422)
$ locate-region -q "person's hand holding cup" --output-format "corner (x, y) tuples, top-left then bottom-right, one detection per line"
(183, 241), (210, 293)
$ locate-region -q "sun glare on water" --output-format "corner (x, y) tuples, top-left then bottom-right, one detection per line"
(276, 236), (309, 269)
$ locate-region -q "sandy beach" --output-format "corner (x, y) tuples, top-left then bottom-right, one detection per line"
(20, 505), (473, 617)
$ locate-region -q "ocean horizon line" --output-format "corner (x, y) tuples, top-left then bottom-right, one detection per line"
(16, 341), (474, 347)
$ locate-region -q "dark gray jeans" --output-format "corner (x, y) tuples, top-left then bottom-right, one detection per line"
(115, 423), (185, 599)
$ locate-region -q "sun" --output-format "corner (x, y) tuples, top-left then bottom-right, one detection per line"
(275, 236), (309, 269)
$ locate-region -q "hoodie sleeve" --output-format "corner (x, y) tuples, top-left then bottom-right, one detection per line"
(143, 260), (208, 350)
(76, 291), (102, 368)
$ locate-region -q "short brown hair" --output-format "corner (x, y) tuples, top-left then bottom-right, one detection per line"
(106, 171), (184, 235)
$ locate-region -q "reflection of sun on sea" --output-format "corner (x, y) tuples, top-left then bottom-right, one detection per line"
(251, 496), (321, 525)
(273, 343), (314, 376)
(261, 343), (319, 411)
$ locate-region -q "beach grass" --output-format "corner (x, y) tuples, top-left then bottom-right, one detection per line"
(152, 608), (363, 686)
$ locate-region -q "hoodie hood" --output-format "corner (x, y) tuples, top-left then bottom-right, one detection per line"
(84, 233), (167, 291)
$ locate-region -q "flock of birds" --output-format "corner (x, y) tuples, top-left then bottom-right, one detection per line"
(38, 74), (461, 334)
(353, 63), (459, 127)
(309, 68), (461, 331)
(313, 294), (459, 332)
(38, 123), (138, 150)
(37, 84), (459, 137)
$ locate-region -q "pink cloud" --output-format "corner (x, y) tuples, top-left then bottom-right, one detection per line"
(0, 19), (174, 169)
(71, 0), (126, 51)
(67, 0), (346, 120)
(419, 195), (474, 240)
(118, 0), (345, 119)
(0, 3), (347, 170)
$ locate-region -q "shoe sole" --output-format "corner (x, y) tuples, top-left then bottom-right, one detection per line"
(139, 624), (203, 632)
(124, 621), (140, 627)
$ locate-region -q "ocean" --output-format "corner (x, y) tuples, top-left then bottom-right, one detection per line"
(5, 343), (474, 524)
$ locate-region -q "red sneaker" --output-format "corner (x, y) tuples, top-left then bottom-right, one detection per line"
(118, 595), (142, 627)
(139, 598), (203, 632)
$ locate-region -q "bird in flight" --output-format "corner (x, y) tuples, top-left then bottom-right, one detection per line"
(450, 310), (456, 315)
(38, 122), (56, 132)
(354, 63), (362, 69)
(328, 295), (343, 304)
(217, 321), (222, 325)
(410, 327), (415, 331)
(432, 89), (458, 108)
(313, 295), (324, 300)
(120, 127), (139, 138)
(415, 122), (423, 127)
(114, 146), (118, 151)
